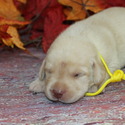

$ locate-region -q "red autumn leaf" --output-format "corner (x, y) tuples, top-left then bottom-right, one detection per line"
(22, 0), (68, 53)
(42, 6), (68, 53)
(104, 0), (125, 7)
(0, 25), (11, 39)
(0, 31), (11, 39)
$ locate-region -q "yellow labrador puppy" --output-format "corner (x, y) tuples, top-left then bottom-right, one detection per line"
(29, 7), (125, 103)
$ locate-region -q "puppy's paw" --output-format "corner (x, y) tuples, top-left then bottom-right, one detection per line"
(29, 79), (44, 92)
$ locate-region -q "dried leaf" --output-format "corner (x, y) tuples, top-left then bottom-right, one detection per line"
(42, 0), (68, 53)
(2, 26), (25, 50)
(22, 0), (68, 53)
(1, 25), (13, 47)
(2, 37), (14, 47)
(0, 16), (29, 49)
(17, 0), (27, 4)
(0, 25), (11, 39)
(0, 16), (30, 26)
(104, 0), (125, 7)
(58, 0), (107, 20)
(0, 0), (22, 20)
(0, 0), (30, 50)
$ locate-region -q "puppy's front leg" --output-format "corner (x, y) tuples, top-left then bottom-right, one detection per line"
(29, 78), (45, 92)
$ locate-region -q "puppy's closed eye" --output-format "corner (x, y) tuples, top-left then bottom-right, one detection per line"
(72, 72), (84, 78)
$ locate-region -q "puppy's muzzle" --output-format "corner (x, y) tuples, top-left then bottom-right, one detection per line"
(51, 89), (66, 99)
(50, 82), (68, 100)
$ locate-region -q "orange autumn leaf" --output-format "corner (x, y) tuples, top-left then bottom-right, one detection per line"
(0, 0), (30, 50)
(17, 0), (27, 4)
(2, 26), (25, 50)
(0, 0), (22, 21)
(0, 17), (30, 49)
(0, 16), (30, 26)
(58, 0), (106, 20)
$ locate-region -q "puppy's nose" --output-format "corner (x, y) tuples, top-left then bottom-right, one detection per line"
(52, 89), (65, 99)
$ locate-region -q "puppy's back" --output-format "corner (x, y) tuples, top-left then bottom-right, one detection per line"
(48, 7), (125, 56)
(65, 7), (125, 35)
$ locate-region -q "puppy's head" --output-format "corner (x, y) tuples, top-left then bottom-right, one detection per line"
(39, 52), (106, 103)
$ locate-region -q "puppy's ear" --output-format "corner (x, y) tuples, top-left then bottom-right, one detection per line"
(29, 59), (46, 92)
(39, 59), (46, 81)
(91, 56), (106, 86)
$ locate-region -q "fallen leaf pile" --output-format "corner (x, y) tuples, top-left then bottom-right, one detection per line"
(0, 0), (125, 53)
(22, 0), (125, 53)
(0, 0), (29, 50)
(22, 0), (68, 53)
(58, 0), (107, 20)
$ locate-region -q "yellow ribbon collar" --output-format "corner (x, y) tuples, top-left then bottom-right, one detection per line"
(85, 53), (125, 96)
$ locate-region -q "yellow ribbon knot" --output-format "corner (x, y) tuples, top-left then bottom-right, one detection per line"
(85, 53), (125, 96)
(110, 70), (125, 82)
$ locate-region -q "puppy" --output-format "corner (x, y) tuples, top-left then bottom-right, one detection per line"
(29, 7), (125, 103)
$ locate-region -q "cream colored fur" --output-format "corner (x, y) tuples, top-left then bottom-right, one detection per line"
(29, 7), (125, 103)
